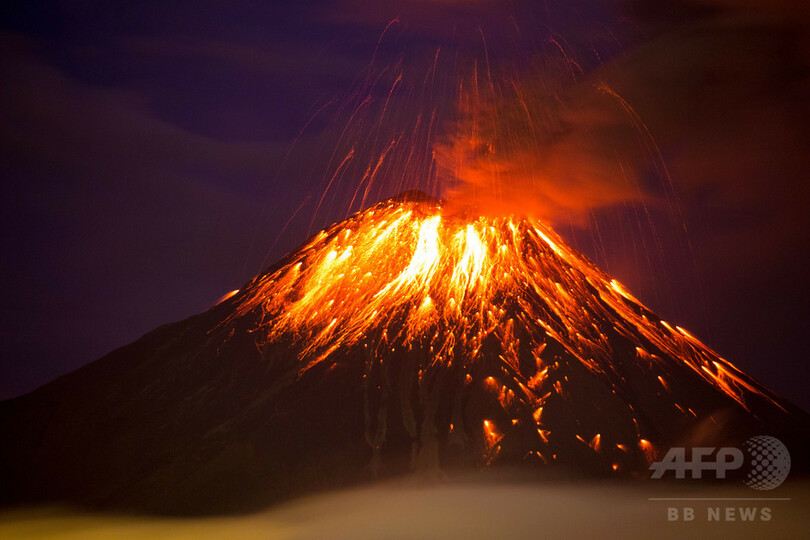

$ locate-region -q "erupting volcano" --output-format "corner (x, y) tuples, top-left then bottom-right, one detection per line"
(0, 191), (806, 514)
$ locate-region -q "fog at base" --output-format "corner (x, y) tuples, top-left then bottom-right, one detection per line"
(1, 480), (807, 539)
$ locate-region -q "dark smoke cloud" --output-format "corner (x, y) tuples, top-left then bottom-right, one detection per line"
(430, 1), (810, 235)
(598, 1), (810, 272)
(433, 69), (652, 224)
(424, 0), (810, 407)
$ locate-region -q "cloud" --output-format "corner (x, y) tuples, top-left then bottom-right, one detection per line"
(434, 75), (651, 224)
(429, 0), (810, 243)
(0, 33), (299, 396)
(0, 35), (284, 190)
(596, 3), (810, 270)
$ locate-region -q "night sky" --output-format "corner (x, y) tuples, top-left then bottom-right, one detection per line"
(2, 1), (809, 410)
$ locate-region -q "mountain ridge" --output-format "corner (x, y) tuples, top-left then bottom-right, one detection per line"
(1, 192), (807, 515)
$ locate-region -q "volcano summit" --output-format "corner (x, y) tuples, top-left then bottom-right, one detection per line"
(1, 192), (806, 514)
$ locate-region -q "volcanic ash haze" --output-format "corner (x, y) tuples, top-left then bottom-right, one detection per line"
(0, 191), (807, 514)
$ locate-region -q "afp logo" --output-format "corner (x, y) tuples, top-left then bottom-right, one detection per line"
(650, 436), (791, 490)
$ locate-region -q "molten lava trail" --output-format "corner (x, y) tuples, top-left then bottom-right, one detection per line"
(226, 195), (784, 469)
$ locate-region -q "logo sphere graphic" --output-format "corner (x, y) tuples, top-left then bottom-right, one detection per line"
(744, 436), (790, 490)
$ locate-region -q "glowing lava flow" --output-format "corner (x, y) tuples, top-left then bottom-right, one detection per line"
(232, 195), (782, 425)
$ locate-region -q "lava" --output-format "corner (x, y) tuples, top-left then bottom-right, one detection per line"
(226, 193), (786, 470)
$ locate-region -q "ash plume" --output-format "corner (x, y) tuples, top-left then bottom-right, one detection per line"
(431, 0), (810, 235)
(434, 68), (651, 225)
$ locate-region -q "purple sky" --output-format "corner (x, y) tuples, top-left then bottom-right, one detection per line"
(2, 0), (809, 410)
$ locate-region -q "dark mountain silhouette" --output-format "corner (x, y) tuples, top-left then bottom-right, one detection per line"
(1, 191), (807, 515)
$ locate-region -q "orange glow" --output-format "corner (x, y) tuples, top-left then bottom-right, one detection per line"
(527, 365), (548, 391)
(482, 419), (502, 449)
(214, 289), (240, 305)
(498, 386), (515, 408)
(609, 279), (640, 305)
(638, 439), (655, 461)
(590, 433), (601, 452)
(228, 196), (785, 466)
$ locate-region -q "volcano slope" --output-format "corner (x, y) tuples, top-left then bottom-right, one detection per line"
(1, 191), (807, 514)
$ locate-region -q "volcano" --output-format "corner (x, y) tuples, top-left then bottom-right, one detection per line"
(1, 191), (807, 514)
